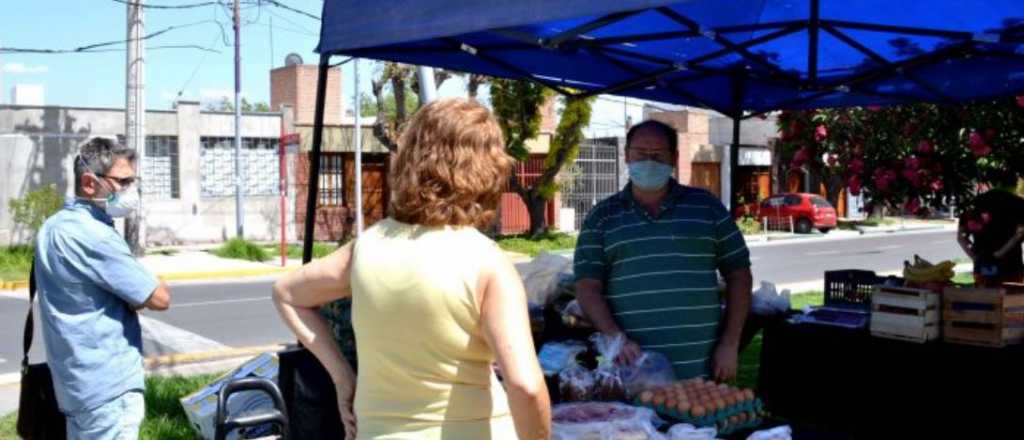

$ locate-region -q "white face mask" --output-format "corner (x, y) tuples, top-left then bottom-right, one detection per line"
(90, 177), (139, 218)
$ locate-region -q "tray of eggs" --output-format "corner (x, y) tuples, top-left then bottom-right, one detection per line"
(634, 378), (767, 435)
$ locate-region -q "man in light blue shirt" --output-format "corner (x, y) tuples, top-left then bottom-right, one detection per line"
(34, 137), (172, 439)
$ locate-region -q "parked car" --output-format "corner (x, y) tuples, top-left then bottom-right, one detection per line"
(740, 193), (838, 234)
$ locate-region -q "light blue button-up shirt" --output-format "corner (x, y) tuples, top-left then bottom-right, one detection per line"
(33, 199), (158, 413)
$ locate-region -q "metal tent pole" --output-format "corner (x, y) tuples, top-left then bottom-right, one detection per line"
(302, 55), (331, 264)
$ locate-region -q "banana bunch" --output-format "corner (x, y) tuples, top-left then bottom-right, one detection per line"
(903, 255), (955, 284)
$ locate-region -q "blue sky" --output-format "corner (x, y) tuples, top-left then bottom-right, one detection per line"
(1, 0), (646, 136)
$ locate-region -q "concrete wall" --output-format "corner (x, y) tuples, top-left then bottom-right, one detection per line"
(709, 115), (780, 146)
(0, 103), (298, 246)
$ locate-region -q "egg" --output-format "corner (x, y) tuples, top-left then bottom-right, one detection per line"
(666, 398), (677, 409)
(691, 405), (706, 418)
(724, 395), (736, 407)
(639, 390), (654, 403)
(652, 394), (666, 406)
(677, 401), (691, 413)
(744, 389), (755, 400)
(714, 399), (726, 411)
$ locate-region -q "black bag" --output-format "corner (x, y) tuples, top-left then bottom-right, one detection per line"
(17, 260), (66, 439)
(277, 346), (345, 440)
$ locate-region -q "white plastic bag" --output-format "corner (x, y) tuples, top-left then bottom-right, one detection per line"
(746, 425), (792, 440)
(751, 281), (791, 315)
(590, 333), (626, 401)
(515, 252), (573, 306)
(668, 423), (719, 440)
(621, 351), (676, 399)
(552, 402), (664, 440)
(538, 341), (587, 377)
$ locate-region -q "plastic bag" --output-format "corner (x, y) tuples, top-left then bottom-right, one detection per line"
(515, 252), (573, 306)
(668, 423), (719, 440)
(621, 351), (676, 399)
(538, 341), (587, 377)
(751, 281), (791, 315)
(558, 362), (595, 402)
(590, 333), (626, 401)
(746, 425), (792, 440)
(552, 402), (664, 440)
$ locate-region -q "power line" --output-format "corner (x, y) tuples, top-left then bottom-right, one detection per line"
(261, 0), (319, 21)
(0, 20), (221, 54)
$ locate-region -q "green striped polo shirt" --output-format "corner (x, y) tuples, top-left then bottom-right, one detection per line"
(574, 180), (751, 379)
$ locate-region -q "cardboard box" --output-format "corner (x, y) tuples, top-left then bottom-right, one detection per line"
(179, 353), (281, 440)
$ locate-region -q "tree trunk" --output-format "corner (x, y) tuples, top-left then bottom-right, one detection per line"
(525, 192), (548, 238)
(125, 215), (143, 256)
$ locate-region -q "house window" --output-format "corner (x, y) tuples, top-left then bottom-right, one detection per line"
(319, 153), (345, 206)
(142, 136), (180, 199)
(200, 137), (280, 197)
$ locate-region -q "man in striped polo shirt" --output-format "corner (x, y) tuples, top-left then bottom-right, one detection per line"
(574, 120), (753, 380)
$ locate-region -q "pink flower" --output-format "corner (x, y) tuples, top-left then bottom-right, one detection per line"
(967, 219), (983, 232)
(848, 176), (862, 196)
(916, 140), (934, 154)
(866, 105), (882, 112)
(827, 155), (838, 167)
(904, 156), (920, 170)
(903, 123), (918, 137)
(930, 179), (943, 192)
(1017, 95), (1024, 109)
(814, 125), (828, 142)
(905, 198), (921, 214)
(849, 158), (865, 174)
(902, 169), (921, 187)
(969, 131), (992, 157)
(981, 212), (991, 224)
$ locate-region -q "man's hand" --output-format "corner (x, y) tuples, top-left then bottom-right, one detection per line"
(336, 383), (357, 439)
(712, 341), (739, 381)
(615, 336), (643, 366)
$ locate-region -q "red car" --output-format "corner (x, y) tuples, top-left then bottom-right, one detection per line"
(742, 193), (838, 234)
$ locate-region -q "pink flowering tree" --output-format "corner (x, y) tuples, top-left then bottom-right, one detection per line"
(776, 96), (1024, 216)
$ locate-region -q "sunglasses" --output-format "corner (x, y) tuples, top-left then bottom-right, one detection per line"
(95, 173), (137, 187)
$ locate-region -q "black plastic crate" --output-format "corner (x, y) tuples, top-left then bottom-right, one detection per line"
(824, 270), (881, 311)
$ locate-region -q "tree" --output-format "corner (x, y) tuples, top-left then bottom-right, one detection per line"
(204, 97), (271, 112)
(367, 62), (452, 151)
(776, 96), (1024, 217)
(491, 79), (594, 236)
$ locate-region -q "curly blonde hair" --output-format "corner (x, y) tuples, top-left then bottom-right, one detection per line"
(389, 98), (513, 229)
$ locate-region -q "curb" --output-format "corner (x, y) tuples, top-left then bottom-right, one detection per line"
(144, 343), (288, 369)
(0, 267), (295, 290)
(0, 344), (290, 386)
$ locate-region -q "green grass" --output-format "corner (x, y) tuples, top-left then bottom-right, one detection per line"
(211, 238), (270, 262)
(264, 243), (338, 260)
(952, 271), (975, 285)
(496, 232), (577, 257)
(0, 374), (222, 440)
(0, 412), (15, 439)
(0, 245), (33, 282)
(140, 374), (221, 439)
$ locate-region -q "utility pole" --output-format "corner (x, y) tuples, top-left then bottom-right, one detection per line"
(417, 66), (437, 104)
(233, 0), (245, 238)
(125, 0), (146, 255)
(354, 59), (363, 234)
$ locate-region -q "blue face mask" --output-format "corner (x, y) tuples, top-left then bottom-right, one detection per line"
(628, 160), (674, 190)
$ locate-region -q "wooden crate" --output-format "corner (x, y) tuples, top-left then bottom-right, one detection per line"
(870, 286), (940, 343)
(942, 284), (1024, 348)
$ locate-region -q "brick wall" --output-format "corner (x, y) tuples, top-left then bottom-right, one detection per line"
(649, 110), (710, 186)
(270, 65), (342, 126)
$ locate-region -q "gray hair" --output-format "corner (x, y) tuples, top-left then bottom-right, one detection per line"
(74, 137), (136, 195)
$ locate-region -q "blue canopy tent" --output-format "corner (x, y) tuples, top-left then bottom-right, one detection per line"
(303, 0), (1024, 261)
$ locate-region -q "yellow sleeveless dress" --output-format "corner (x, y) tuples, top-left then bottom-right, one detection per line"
(350, 218), (515, 439)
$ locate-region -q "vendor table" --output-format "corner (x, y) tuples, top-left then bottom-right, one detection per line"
(758, 314), (1024, 439)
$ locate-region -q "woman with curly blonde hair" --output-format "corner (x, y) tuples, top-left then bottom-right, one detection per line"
(273, 98), (550, 439)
